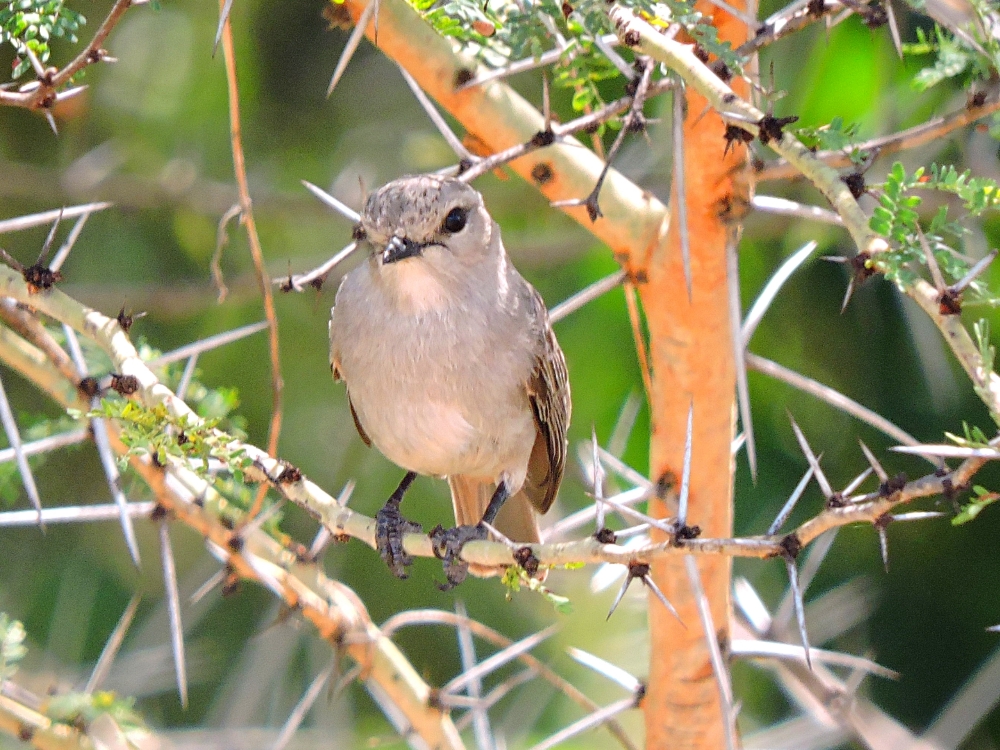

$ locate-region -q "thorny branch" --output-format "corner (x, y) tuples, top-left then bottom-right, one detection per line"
(0, 265), (984, 578)
(758, 93), (1000, 182)
(0, 0), (133, 111)
(0, 275), (464, 750)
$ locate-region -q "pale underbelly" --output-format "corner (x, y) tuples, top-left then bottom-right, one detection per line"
(355, 396), (533, 480)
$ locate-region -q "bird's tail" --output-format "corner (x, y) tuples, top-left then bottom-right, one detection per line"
(448, 475), (541, 579)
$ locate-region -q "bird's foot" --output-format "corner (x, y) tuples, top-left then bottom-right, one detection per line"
(429, 523), (488, 590)
(375, 503), (422, 579)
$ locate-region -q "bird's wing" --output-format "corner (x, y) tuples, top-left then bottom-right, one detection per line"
(330, 334), (372, 447)
(523, 289), (571, 514)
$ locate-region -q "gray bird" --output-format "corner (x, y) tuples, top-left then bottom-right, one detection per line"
(329, 174), (571, 587)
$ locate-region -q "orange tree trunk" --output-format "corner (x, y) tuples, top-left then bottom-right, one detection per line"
(638, 5), (749, 748)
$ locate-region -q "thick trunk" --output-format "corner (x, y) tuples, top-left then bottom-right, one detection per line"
(639, 6), (750, 749)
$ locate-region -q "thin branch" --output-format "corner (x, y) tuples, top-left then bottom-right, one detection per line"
(735, 0), (843, 58)
(274, 242), (359, 293)
(218, 0), (283, 485)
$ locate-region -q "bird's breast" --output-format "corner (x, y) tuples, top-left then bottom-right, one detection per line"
(331, 264), (539, 478)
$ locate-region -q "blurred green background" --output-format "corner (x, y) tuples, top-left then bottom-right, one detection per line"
(1, 0), (1000, 747)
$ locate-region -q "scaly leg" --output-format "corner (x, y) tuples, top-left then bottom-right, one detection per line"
(375, 471), (422, 578)
(429, 479), (511, 589)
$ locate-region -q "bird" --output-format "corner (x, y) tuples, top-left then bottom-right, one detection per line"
(329, 174), (570, 587)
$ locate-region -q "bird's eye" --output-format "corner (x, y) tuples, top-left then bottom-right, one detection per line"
(442, 207), (468, 234)
(352, 224), (367, 242)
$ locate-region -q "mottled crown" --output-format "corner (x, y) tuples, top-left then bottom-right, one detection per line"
(361, 175), (481, 242)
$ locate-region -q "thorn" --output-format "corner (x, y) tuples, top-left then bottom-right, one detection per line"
(591, 426), (606, 530)
(159, 521), (188, 707)
(677, 401), (694, 527)
(606, 565), (634, 620)
(728, 238), (756, 481)
(36, 208), (63, 266)
(767, 465), (815, 535)
(951, 249), (998, 294)
(0, 372), (43, 526)
(840, 275), (855, 313)
(327, 0), (377, 97)
(641, 568), (683, 623)
(789, 414), (833, 499)
(784, 556), (812, 670)
(567, 647), (642, 693)
(858, 440), (888, 483)
(84, 594), (141, 694)
(875, 514), (890, 572)
(214, 0), (235, 55)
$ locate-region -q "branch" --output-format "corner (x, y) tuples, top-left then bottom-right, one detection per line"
(217, 0), (283, 482)
(608, 5), (886, 260)
(0, 0), (133, 111)
(757, 95), (1000, 182)
(0, 273), (462, 750)
(0, 265), (979, 571)
(0, 693), (92, 750)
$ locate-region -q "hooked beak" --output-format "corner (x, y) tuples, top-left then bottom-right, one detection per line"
(382, 236), (423, 265)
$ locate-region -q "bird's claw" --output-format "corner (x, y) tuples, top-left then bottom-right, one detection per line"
(375, 503), (422, 579)
(429, 523), (487, 590)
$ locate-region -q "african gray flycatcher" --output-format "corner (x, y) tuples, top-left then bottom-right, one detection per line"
(329, 174), (571, 587)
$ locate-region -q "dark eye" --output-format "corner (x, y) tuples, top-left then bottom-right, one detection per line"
(442, 207), (468, 234)
(351, 224), (367, 242)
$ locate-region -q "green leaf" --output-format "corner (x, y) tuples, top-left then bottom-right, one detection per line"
(953, 486), (1000, 524)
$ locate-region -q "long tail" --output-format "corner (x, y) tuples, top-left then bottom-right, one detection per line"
(448, 475), (541, 578)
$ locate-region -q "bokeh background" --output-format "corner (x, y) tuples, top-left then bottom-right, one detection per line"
(1, 0), (1000, 746)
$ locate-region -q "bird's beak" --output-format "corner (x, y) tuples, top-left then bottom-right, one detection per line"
(382, 236), (423, 265)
